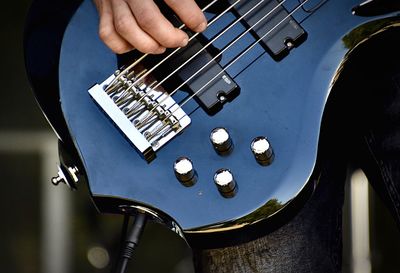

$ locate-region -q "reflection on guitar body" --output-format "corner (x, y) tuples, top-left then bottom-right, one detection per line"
(24, 0), (400, 248)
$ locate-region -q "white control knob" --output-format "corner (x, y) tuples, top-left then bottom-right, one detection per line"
(210, 127), (233, 155)
(174, 157), (197, 186)
(214, 168), (237, 197)
(251, 137), (274, 165)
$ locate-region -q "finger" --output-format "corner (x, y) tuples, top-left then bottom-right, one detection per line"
(127, 0), (189, 48)
(111, 0), (166, 54)
(164, 0), (207, 32)
(96, 0), (134, 54)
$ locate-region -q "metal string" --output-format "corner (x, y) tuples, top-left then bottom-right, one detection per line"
(114, 0), (243, 105)
(141, 0), (271, 96)
(149, 0), (309, 137)
(128, 0), (243, 88)
(105, 0), (219, 92)
(135, 0), (289, 127)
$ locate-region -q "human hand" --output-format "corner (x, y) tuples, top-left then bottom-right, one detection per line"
(93, 0), (207, 54)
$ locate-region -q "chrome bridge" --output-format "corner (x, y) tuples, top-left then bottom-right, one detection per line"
(88, 69), (191, 162)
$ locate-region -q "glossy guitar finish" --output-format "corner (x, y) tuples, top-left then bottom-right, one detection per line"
(25, 0), (400, 248)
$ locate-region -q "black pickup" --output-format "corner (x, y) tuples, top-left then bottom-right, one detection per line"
(119, 34), (240, 116)
(229, 0), (307, 61)
(168, 35), (240, 116)
(118, 0), (307, 115)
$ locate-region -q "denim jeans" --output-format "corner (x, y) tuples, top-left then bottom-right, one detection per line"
(192, 34), (400, 273)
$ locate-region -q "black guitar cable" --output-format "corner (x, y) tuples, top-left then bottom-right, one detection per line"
(114, 212), (147, 273)
(110, 214), (130, 273)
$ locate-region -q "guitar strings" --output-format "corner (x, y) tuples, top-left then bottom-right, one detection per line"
(132, 0), (285, 126)
(133, 0), (289, 128)
(124, 0), (270, 122)
(114, 0), (243, 105)
(147, 0), (309, 138)
(180, 1), (306, 108)
(131, 0), (270, 108)
(105, 0), (219, 92)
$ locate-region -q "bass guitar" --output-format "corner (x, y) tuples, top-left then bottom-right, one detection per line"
(24, 0), (400, 248)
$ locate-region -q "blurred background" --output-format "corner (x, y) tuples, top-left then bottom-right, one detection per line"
(1, 1), (400, 273)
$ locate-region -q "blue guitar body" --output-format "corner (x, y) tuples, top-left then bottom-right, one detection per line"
(24, 0), (400, 248)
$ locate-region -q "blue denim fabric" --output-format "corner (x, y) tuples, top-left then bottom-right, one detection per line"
(193, 41), (400, 273)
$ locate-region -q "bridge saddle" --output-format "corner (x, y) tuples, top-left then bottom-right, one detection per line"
(88, 70), (191, 163)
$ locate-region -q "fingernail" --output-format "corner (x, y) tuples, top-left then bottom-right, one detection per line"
(153, 47), (166, 54)
(194, 22), (207, 33)
(180, 37), (189, 47)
